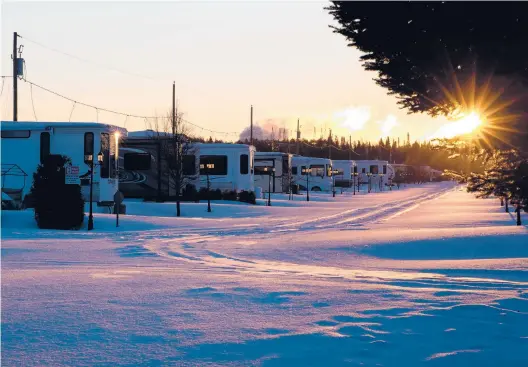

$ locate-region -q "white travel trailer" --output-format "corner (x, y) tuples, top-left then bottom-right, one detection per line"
(291, 156), (333, 191)
(1, 121), (126, 208)
(331, 160), (357, 188)
(254, 152), (292, 193)
(355, 160), (392, 191)
(195, 143), (255, 192)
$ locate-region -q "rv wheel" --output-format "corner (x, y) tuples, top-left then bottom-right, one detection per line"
(311, 186), (321, 191)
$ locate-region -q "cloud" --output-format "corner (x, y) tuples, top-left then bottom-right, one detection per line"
(334, 106), (371, 131)
(378, 114), (398, 136)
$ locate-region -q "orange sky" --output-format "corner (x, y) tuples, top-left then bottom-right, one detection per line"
(1, 1), (456, 142)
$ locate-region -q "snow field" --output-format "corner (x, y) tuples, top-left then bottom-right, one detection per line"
(2, 182), (527, 366)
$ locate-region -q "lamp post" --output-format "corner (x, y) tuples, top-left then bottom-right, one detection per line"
(301, 167), (312, 201)
(86, 151), (103, 231)
(331, 169), (339, 197)
(353, 170), (358, 195)
(114, 132), (121, 227)
(263, 167), (275, 206)
(200, 163), (214, 212)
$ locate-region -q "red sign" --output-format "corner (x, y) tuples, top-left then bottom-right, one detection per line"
(66, 166), (80, 175)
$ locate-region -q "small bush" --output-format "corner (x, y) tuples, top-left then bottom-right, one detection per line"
(198, 187), (222, 201)
(198, 187), (209, 201)
(239, 190), (256, 205)
(31, 155), (85, 230)
(211, 189), (223, 200)
(182, 184), (198, 202)
(222, 190), (238, 201)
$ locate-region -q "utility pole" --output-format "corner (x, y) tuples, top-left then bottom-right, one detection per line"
(250, 105), (253, 146)
(328, 129), (332, 159)
(296, 118), (300, 155)
(13, 32), (18, 121)
(173, 81), (181, 217)
(349, 135), (352, 160)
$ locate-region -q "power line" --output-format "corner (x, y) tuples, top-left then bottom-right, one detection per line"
(300, 140), (360, 156)
(19, 35), (162, 82)
(0, 77), (5, 96)
(19, 77), (239, 136)
(18, 34), (250, 125)
(29, 83), (38, 121)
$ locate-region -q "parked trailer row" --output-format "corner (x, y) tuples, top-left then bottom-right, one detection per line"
(2, 121), (403, 209)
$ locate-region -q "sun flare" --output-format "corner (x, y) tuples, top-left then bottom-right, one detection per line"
(431, 111), (484, 139)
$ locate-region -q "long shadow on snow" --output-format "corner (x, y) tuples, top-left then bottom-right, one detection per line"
(168, 301), (528, 367)
(334, 234), (528, 261)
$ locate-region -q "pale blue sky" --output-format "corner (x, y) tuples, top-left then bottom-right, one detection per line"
(1, 1), (451, 141)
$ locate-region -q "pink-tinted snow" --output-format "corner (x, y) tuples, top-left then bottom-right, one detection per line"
(2, 182), (527, 366)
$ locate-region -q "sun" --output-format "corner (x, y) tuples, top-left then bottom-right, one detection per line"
(431, 111), (483, 139)
(423, 62), (523, 148)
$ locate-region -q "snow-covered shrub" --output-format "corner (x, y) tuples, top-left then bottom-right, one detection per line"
(30, 155), (85, 230)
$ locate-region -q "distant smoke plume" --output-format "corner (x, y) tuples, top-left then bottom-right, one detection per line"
(238, 118), (286, 141)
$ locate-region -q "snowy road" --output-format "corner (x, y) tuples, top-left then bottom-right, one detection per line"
(2, 182), (528, 366)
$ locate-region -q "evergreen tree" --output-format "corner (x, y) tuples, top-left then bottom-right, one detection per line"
(327, 2), (528, 149)
(31, 155), (85, 230)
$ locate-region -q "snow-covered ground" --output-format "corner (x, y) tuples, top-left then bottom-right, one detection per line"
(2, 182), (527, 366)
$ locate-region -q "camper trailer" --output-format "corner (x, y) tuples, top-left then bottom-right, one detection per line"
(118, 134), (255, 198)
(355, 160), (391, 191)
(254, 152), (292, 193)
(1, 121), (126, 208)
(331, 160), (357, 188)
(196, 143), (255, 192)
(291, 156), (333, 191)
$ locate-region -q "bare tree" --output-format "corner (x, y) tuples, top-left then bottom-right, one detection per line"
(147, 107), (198, 217)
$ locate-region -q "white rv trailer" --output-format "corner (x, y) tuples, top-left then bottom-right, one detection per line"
(253, 152), (292, 193)
(1, 121), (126, 207)
(291, 156), (333, 191)
(331, 160), (357, 188)
(355, 160), (391, 190)
(195, 143), (255, 192)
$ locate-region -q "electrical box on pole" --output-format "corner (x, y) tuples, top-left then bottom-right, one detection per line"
(16, 58), (24, 77)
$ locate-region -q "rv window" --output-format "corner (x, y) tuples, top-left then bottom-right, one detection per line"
(335, 168), (344, 176)
(292, 166), (298, 175)
(183, 155), (196, 175)
(84, 132), (94, 164)
(370, 165), (379, 174)
(383, 165), (387, 174)
(326, 165), (333, 177)
(353, 166), (358, 174)
(240, 154), (249, 175)
(254, 166), (273, 175)
(2, 130), (30, 138)
(362, 168), (366, 174)
(200, 155), (227, 175)
(300, 166), (306, 175)
(101, 133), (110, 178)
(40, 132), (50, 163)
(124, 153), (151, 170)
(310, 165), (325, 177)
